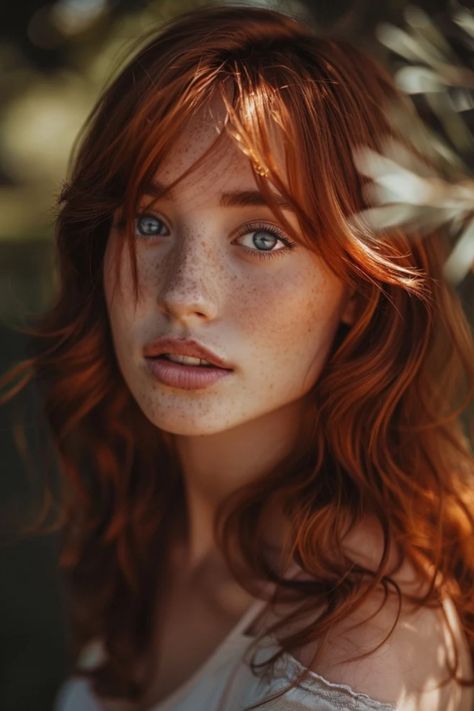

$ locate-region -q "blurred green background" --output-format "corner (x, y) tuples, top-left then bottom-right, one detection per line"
(0, 1), (472, 709)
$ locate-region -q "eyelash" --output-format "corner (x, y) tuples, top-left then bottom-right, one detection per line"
(130, 213), (297, 261)
(237, 221), (297, 260)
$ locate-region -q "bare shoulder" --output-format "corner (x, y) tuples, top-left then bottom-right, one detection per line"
(290, 519), (473, 711)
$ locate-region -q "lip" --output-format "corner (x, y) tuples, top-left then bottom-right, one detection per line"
(145, 357), (233, 390)
(143, 337), (233, 370)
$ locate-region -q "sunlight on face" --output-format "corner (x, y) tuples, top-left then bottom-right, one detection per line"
(103, 101), (353, 436)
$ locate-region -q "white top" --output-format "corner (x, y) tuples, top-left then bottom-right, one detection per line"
(54, 562), (397, 711)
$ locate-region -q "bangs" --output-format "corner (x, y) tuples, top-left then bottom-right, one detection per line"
(105, 28), (427, 302)
(112, 59), (342, 295)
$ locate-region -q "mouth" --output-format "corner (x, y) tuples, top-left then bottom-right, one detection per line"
(146, 354), (232, 370)
(145, 354), (234, 390)
(142, 336), (232, 370)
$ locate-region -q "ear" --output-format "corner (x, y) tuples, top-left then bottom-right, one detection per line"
(340, 288), (357, 326)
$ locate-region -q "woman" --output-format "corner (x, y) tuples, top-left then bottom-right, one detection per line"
(2, 5), (474, 710)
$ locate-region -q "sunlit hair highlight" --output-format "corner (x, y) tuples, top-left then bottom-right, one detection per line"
(1, 4), (473, 707)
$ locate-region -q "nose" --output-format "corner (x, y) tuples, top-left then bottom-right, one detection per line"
(156, 233), (220, 324)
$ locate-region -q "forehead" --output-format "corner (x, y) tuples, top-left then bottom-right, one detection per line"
(152, 97), (287, 204)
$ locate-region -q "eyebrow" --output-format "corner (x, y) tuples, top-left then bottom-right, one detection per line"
(143, 180), (294, 211)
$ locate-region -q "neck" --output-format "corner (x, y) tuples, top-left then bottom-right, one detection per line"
(169, 393), (316, 575)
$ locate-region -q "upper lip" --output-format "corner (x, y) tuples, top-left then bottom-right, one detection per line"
(143, 337), (233, 369)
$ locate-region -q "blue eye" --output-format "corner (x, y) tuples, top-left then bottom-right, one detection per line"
(252, 231), (280, 251)
(237, 223), (297, 260)
(135, 213), (169, 237)
(130, 213), (297, 260)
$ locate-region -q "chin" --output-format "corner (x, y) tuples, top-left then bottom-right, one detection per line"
(139, 404), (236, 437)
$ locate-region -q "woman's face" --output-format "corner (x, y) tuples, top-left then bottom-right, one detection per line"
(103, 107), (354, 436)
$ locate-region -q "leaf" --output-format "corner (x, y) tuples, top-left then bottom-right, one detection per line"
(453, 9), (474, 40)
(395, 66), (444, 94)
(424, 91), (474, 152)
(376, 23), (445, 66)
(404, 4), (458, 61)
(443, 216), (474, 284)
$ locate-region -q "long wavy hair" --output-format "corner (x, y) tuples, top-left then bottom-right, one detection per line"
(2, 4), (474, 707)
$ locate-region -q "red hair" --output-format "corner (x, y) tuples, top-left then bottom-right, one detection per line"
(2, 5), (473, 706)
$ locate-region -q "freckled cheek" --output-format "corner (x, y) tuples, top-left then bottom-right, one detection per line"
(233, 273), (316, 338)
(132, 254), (159, 293)
(112, 253), (165, 322)
(235, 273), (344, 369)
(104, 258), (149, 348)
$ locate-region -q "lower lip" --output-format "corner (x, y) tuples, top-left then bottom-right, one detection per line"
(145, 357), (233, 390)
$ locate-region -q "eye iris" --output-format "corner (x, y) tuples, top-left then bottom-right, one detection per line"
(253, 231), (276, 250)
(138, 215), (162, 235)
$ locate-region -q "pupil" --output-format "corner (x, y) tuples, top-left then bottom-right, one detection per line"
(254, 231), (275, 250)
(139, 216), (161, 234)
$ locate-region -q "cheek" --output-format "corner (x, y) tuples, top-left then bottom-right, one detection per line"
(237, 267), (344, 346)
(103, 236), (139, 347)
(235, 267), (345, 390)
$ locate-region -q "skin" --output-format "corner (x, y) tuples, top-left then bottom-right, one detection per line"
(100, 103), (473, 711)
(103, 101), (354, 574)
